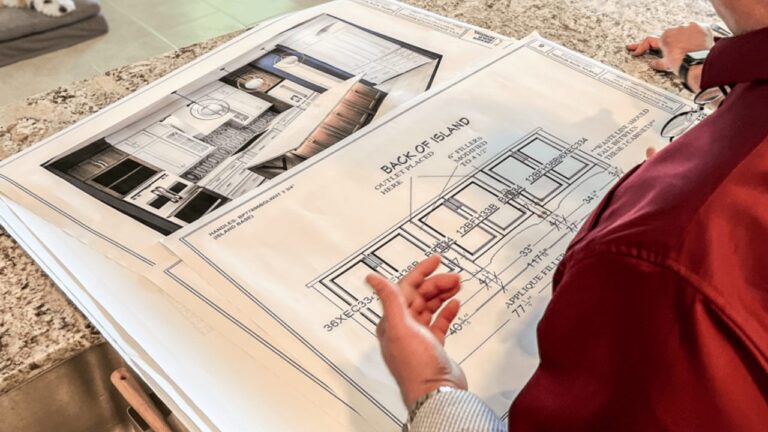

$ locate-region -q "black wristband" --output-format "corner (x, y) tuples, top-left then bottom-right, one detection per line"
(678, 50), (709, 92)
(679, 63), (694, 92)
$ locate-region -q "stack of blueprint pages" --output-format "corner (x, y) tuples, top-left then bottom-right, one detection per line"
(0, 0), (696, 430)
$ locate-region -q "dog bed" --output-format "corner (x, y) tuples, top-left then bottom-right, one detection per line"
(0, 0), (107, 67)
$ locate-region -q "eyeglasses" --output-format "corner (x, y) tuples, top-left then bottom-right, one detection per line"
(660, 86), (729, 141)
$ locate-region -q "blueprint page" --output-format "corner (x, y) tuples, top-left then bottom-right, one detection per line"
(0, 0), (507, 272)
(166, 35), (694, 426)
(0, 2), (511, 429)
(0, 197), (365, 431)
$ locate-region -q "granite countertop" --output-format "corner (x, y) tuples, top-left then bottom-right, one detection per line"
(0, 0), (720, 394)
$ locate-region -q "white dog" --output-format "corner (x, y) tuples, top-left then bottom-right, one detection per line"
(2, 0), (76, 17)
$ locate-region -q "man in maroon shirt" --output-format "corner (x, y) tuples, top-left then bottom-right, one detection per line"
(367, 0), (768, 430)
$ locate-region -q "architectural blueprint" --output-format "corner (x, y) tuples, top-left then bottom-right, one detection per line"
(309, 128), (614, 340)
(0, 2), (512, 430)
(40, 13), (441, 234)
(0, 0), (508, 380)
(165, 35), (694, 428)
(0, 0), (506, 254)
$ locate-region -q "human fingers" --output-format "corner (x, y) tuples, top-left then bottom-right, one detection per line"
(649, 58), (672, 72)
(419, 274), (461, 314)
(396, 259), (443, 310)
(631, 40), (651, 56)
(410, 273), (460, 325)
(416, 273), (461, 301)
(628, 37), (660, 56)
(636, 37), (661, 56)
(646, 147), (657, 159)
(430, 299), (461, 345)
(399, 255), (442, 291)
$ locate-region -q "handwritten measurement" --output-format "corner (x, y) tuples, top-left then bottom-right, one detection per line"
(448, 313), (472, 336)
(582, 189), (599, 205)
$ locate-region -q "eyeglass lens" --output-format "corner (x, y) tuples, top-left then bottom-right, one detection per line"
(661, 110), (699, 138)
(694, 86), (726, 105)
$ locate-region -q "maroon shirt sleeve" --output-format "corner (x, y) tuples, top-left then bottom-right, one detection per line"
(507, 251), (768, 431)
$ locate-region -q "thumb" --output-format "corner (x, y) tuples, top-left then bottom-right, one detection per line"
(649, 58), (671, 72)
(430, 299), (460, 345)
(366, 273), (406, 322)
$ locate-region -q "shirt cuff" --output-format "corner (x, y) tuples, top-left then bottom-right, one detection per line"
(407, 390), (507, 432)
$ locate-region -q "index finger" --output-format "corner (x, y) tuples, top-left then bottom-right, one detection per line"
(399, 255), (442, 291)
(628, 37), (660, 57)
(366, 273), (406, 322)
(417, 273), (461, 304)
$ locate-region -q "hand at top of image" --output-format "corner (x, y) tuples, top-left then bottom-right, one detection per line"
(626, 22), (715, 74)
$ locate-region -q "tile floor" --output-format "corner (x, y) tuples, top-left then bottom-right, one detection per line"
(0, 0), (327, 107)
